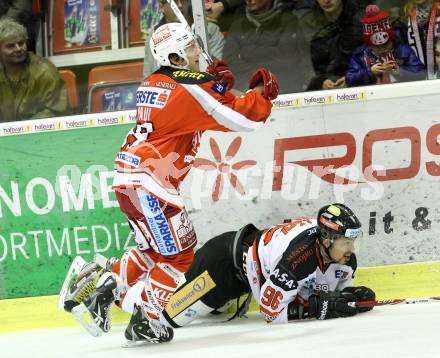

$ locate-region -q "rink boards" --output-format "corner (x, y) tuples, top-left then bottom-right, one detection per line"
(1, 260), (440, 332)
(1, 80), (440, 328)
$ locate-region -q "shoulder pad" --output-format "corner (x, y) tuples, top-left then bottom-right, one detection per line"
(231, 223), (261, 270)
(236, 223), (260, 244)
(269, 228), (320, 290)
(281, 229), (319, 279)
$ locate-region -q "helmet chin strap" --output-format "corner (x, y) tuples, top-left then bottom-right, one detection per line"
(169, 51), (190, 70)
(169, 62), (190, 70)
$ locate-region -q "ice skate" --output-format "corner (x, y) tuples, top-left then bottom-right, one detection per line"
(58, 255), (116, 313)
(71, 271), (121, 337)
(59, 257), (104, 313)
(123, 304), (173, 346)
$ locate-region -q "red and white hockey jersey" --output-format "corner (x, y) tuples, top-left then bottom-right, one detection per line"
(113, 67), (273, 207)
(245, 217), (356, 324)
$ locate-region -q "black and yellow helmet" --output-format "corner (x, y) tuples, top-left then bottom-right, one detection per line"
(317, 203), (362, 242)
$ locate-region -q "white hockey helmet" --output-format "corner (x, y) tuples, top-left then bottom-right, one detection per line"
(150, 22), (195, 69)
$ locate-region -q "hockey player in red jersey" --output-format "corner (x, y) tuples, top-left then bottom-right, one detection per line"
(125, 203), (374, 341)
(59, 22), (279, 342)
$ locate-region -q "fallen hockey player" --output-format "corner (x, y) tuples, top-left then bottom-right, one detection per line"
(58, 203), (375, 344)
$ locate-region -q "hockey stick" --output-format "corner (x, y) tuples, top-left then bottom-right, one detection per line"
(354, 296), (440, 308)
(164, 0), (213, 64)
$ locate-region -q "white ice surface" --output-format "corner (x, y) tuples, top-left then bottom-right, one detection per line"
(2, 303), (439, 358)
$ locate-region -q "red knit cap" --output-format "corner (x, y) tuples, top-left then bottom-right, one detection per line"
(360, 5), (394, 46)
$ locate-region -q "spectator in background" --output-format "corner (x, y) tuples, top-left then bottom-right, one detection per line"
(394, 0), (440, 80)
(0, 18), (69, 122)
(205, 0), (314, 30)
(222, 0), (309, 94)
(288, 0), (315, 12)
(375, 0), (408, 10)
(376, 0), (407, 12)
(374, 1), (406, 28)
(346, 5), (424, 87)
(205, 0), (245, 32)
(299, 0), (373, 90)
(143, 0), (225, 77)
(0, 0), (36, 52)
(435, 37), (440, 77)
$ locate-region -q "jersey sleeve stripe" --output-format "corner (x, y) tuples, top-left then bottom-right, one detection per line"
(181, 83), (265, 132)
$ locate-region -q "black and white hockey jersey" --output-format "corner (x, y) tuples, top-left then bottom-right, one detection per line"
(244, 217), (356, 324)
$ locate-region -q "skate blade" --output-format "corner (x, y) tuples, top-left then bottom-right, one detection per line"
(122, 340), (154, 348)
(94, 253), (109, 269)
(58, 256), (88, 310)
(71, 303), (103, 337)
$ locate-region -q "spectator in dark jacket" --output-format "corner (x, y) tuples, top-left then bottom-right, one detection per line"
(376, 0), (407, 12)
(0, 0), (35, 52)
(346, 5), (424, 87)
(205, 0), (246, 33)
(223, 0), (309, 94)
(299, 0), (373, 90)
(0, 0), (32, 22)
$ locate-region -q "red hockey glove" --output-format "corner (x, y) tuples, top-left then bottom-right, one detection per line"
(207, 60), (235, 91)
(248, 68), (279, 101)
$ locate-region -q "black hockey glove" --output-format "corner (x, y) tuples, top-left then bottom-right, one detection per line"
(308, 291), (357, 320)
(287, 301), (305, 320)
(342, 286), (376, 312)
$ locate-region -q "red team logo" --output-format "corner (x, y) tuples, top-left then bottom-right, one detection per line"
(194, 137), (256, 201)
